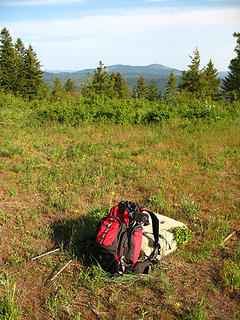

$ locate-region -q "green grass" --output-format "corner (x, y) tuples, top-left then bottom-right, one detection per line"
(219, 243), (240, 291)
(0, 277), (19, 320)
(0, 93), (240, 319)
(177, 298), (207, 320)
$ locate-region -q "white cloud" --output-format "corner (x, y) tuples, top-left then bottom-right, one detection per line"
(3, 0), (85, 6)
(1, 7), (240, 70)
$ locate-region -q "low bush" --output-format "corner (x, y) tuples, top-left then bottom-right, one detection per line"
(1, 91), (238, 126)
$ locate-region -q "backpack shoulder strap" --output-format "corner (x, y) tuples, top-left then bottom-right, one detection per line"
(141, 208), (160, 260)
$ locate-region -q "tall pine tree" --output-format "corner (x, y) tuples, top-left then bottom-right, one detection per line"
(23, 44), (44, 99)
(82, 61), (115, 97)
(64, 78), (77, 94)
(14, 38), (25, 95)
(223, 32), (240, 101)
(202, 59), (221, 101)
(0, 27), (16, 92)
(52, 76), (66, 100)
(114, 72), (130, 99)
(133, 75), (147, 99)
(179, 47), (204, 98)
(147, 79), (160, 101)
(165, 71), (177, 100)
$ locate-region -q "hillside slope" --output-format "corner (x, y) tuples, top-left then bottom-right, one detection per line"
(43, 64), (228, 92)
(43, 63), (182, 92)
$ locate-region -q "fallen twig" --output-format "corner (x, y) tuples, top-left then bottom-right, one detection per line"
(0, 122), (14, 125)
(221, 231), (236, 246)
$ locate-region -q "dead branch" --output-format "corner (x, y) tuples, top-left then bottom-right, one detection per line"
(0, 122), (14, 126)
(221, 231), (237, 246)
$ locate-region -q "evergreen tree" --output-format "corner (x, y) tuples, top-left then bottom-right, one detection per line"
(81, 72), (92, 96)
(38, 80), (51, 100)
(23, 44), (44, 99)
(64, 78), (77, 94)
(91, 61), (113, 96)
(165, 71), (177, 100)
(0, 27), (16, 92)
(133, 75), (147, 99)
(114, 72), (130, 99)
(14, 38), (25, 95)
(107, 72), (117, 98)
(52, 76), (66, 100)
(92, 61), (107, 93)
(147, 79), (160, 101)
(223, 32), (240, 101)
(202, 59), (221, 101)
(179, 47), (204, 98)
(82, 61), (116, 98)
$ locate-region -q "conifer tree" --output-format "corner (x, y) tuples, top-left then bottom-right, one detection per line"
(223, 32), (240, 101)
(133, 75), (147, 99)
(92, 61), (107, 91)
(107, 72), (117, 98)
(38, 81), (51, 100)
(81, 72), (92, 96)
(23, 44), (44, 98)
(52, 76), (66, 100)
(114, 72), (130, 99)
(64, 78), (77, 94)
(202, 59), (221, 101)
(0, 27), (16, 92)
(147, 79), (160, 101)
(91, 61), (113, 95)
(165, 71), (177, 99)
(82, 61), (116, 98)
(179, 47), (203, 98)
(14, 38), (25, 95)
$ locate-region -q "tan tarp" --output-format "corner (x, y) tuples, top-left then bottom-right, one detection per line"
(141, 212), (185, 259)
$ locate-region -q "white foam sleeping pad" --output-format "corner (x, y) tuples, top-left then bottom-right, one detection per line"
(141, 212), (186, 259)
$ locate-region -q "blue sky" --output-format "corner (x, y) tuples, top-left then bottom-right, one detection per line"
(1, 0), (240, 71)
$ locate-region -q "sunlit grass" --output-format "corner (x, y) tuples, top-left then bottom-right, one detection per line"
(0, 97), (239, 319)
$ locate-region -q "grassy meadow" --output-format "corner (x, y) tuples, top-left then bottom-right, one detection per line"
(0, 92), (240, 319)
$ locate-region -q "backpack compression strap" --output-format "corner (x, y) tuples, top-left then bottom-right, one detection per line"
(141, 209), (160, 260)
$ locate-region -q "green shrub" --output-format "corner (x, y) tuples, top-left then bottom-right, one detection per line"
(172, 226), (194, 248)
(0, 91), (239, 127)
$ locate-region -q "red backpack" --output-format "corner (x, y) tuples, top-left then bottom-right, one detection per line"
(92, 201), (159, 274)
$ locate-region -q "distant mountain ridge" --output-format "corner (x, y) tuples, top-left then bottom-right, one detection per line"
(44, 63), (182, 76)
(43, 63), (228, 92)
(43, 63), (183, 92)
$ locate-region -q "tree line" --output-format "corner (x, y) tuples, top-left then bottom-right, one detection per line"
(0, 27), (239, 102)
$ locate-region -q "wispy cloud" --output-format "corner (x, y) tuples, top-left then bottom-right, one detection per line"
(1, 7), (239, 70)
(3, 0), (85, 6)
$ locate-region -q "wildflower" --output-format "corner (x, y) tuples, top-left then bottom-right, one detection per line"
(111, 191), (115, 196)
(175, 302), (180, 308)
(74, 209), (79, 213)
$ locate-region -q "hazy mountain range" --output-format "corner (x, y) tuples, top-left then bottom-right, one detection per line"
(43, 64), (228, 92)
